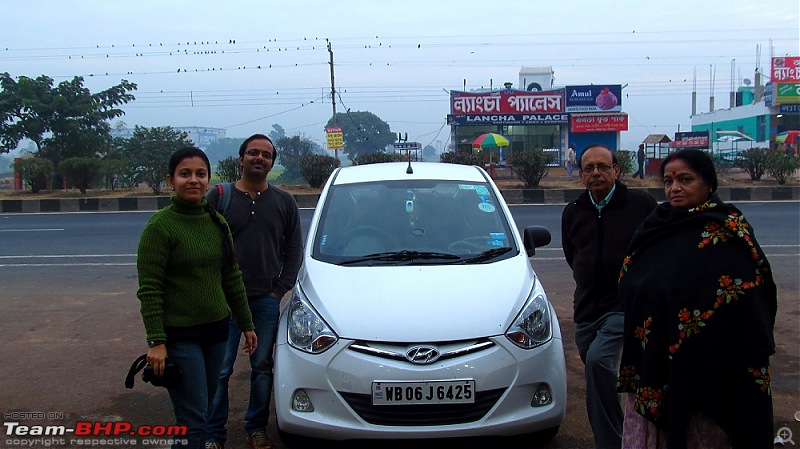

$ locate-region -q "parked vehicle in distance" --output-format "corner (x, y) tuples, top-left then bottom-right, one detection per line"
(274, 162), (566, 443)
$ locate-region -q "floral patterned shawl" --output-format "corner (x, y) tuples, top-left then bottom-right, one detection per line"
(617, 194), (777, 449)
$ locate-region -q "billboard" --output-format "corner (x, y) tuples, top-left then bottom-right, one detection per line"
(326, 127), (344, 150)
(570, 113), (628, 132)
(776, 83), (800, 104)
(565, 85), (623, 112)
(450, 89), (564, 115)
(771, 56), (800, 83)
(671, 131), (710, 149)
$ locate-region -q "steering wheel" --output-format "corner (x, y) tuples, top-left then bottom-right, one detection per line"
(448, 237), (488, 254)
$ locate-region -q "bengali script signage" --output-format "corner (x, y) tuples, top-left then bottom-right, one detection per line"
(326, 127), (343, 150)
(771, 57), (800, 83)
(450, 89), (564, 115)
(570, 113), (628, 133)
(565, 85), (623, 112)
(671, 131), (709, 149)
(776, 83), (800, 104)
(779, 104), (800, 114)
(448, 89), (566, 125)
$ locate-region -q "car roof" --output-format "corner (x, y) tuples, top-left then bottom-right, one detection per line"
(331, 162), (489, 185)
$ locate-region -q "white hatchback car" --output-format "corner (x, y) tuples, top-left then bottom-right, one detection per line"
(275, 161), (566, 443)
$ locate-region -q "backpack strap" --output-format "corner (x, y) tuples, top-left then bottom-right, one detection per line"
(216, 182), (232, 215)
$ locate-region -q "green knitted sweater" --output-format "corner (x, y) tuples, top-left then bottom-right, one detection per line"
(137, 196), (254, 341)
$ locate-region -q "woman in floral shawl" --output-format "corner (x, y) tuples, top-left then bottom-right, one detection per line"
(617, 149), (777, 449)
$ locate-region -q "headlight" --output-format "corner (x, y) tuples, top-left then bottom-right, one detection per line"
(287, 288), (338, 354)
(505, 282), (552, 349)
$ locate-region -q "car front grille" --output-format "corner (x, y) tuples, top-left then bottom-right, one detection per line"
(338, 388), (506, 426)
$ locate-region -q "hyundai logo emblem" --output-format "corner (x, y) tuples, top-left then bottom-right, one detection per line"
(405, 346), (440, 364)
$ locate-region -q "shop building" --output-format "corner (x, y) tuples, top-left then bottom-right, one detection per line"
(446, 67), (628, 169)
(689, 56), (800, 154)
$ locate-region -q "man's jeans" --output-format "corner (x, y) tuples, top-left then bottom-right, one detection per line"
(166, 339), (227, 449)
(206, 295), (280, 444)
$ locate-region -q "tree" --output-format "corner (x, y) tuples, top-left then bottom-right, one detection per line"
(216, 156), (242, 183)
(509, 148), (554, 187)
(60, 157), (102, 194)
(325, 111), (394, 160)
(204, 137), (242, 165)
(13, 157), (53, 193)
(353, 151), (405, 165)
(735, 147), (769, 181)
(122, 126), (194, 194)
(299, 154), (340, 188)
(440, 151), (481, 165)
(100, 148), (134, 190)
(268, 123), (286, 142)
(765, 150), (800, 185)
(422, 144), (437, 161)
(275, 134), (319, 183)
(0, 73), (136, 166)
(616, 150), (634, 177)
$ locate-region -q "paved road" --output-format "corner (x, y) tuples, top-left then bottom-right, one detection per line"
(0, 202), (797, 448)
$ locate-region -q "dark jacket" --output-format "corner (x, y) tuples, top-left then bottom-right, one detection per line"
(561, 181), (657, 323)
(207, 184), (303, 299)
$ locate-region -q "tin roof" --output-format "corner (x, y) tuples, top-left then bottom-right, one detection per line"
(642, 134), (672, 144)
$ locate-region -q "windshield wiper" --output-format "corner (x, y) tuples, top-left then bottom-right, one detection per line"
(459, 246), (513, 264)
(340, 250), (460, 265)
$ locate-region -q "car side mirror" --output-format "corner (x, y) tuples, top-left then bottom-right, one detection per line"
(523, 226), (551, 257)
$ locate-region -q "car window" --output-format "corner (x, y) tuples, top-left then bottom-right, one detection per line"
(312, 179), (516, 264)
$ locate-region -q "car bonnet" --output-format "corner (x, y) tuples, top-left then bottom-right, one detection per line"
(297, 254), (538, 342)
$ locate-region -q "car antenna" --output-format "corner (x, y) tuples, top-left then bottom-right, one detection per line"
(406, 149), (413, 174)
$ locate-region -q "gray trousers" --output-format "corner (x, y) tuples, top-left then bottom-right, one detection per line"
(575, 311), (624, 449)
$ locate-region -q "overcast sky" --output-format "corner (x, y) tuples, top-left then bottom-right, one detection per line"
(3, 0), (798, 151)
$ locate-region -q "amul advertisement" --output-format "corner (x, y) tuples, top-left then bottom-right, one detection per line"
(565, 85), (623, 112)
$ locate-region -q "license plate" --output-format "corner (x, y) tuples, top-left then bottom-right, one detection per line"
(372, 380), (475, 405)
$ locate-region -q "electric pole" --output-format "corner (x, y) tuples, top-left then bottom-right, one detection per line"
(328, 41), (338, 161)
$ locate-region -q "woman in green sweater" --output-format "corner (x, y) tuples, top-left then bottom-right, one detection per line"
(137, 147), (257, 449)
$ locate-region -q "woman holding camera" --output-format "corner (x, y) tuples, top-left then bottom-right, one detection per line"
(137, 147), (257, 449)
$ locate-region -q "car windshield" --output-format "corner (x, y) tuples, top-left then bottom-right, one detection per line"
(312, 179), (517, 265)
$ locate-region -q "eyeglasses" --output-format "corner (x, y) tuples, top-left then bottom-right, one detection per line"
(581, 163), (615, 174)
(245, 149), (273, 159)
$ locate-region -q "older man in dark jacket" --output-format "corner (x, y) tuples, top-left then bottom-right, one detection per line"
(561, 144), (657, 449)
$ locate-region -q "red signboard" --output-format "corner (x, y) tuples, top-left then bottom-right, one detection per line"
(570, 114), (628, 133)
(771, 56), (800, 83)
(450, 89), (563, 115)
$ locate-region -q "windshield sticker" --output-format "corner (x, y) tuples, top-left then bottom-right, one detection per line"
(478, 203), (496, 213)
(489, 240), (505, 246)
(475, 186), (490, 196)
(458, 184), (477, 190)
(490, 233), (507, 240)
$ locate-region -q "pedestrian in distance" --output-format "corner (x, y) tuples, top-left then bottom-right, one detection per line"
(618, 149), (777, 448)
(561, 143), (657, 449)
(633, 143), (646, 179)
(565, 144), (577, 181)
(205, 134), (304, 449)
(137, 147), (257, 449)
